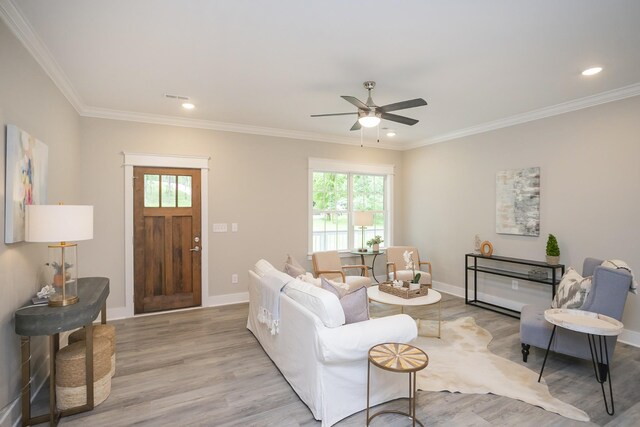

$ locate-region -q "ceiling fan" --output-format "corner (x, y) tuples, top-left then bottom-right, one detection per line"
(311, 81), (427, 131)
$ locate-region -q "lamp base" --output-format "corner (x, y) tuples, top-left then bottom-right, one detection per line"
(48, 295), (79, 307)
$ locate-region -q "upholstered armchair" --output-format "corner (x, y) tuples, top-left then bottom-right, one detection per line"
(385, 246), (432, 287)
(520, 257), (632, 362)
(311, 250), (372, 291)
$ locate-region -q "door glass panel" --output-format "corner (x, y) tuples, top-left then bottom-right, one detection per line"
(177, 175), (192, 207)
(161, 175), (177, 207)
(144, 174), (160, 207)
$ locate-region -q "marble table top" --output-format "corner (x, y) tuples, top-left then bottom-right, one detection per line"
(544, 308), (623, 336)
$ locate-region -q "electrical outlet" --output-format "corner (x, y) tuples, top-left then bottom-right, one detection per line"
(231, 273), (238, 284)
(511, 279), (518, 290)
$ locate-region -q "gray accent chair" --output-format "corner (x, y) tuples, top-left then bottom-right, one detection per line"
(520, 257), (631, 362)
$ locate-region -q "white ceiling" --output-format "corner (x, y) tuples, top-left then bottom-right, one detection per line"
(3, 0), (640, 149)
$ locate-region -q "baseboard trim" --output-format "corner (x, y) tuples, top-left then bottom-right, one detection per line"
(206, 292), (249, 307)
(431, 280), (640, 348)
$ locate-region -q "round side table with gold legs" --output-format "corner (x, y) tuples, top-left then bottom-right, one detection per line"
(367, 342), (429, 427)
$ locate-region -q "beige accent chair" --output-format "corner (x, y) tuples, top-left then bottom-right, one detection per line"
(311, 250), (372, 291)
(386, 246), (432, 287)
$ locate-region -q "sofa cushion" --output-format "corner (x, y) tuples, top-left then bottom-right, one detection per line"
(284, 279), (345, 327)
(283, 254), (306, 278)
(321, 279), (370, 324)
(551, 267), (592, 309)
(255, 259), (277, 277)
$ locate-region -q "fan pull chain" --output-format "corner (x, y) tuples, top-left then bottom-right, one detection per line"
(360, 127), (363, 148)
(377, 125), (380, 143)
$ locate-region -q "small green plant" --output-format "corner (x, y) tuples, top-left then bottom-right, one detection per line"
(366, 235), (384, 247)
(546, 234), (560, 257)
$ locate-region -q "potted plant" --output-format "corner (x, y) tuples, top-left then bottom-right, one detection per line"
(546, 234), (560, 265)
(366, 235), (384, 252)
(402, 250), (422, 285)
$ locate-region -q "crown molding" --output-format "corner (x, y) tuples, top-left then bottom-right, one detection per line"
(405, 82), (640, 150)
(82, 106), (400, 150)
(0, 0), (85, 113)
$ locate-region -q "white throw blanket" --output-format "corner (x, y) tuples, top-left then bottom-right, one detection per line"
(602, 259), (638, 294)
(257, 272), (290, 335)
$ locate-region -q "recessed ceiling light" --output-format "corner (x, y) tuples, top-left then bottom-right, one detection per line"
(386, 131), (396, 137)
(182, 102), (195, 110)
(582, 67), (603, 76)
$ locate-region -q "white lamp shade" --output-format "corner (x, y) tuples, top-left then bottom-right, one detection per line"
(25, 205), (94, 243)
(353, 211), (374, 227)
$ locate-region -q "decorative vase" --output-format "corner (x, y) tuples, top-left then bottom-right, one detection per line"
(373, 243), (380, 252)
(546, 255), (560, 265)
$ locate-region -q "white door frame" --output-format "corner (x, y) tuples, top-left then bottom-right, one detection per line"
(122, 152), (209, 318)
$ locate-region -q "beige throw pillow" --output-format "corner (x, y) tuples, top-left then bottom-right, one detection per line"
(283, 254), (306, 278)
(551, 267), (592, 309)
(321, 278), (369, 324)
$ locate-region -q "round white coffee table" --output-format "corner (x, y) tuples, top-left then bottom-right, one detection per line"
(367, 286), (442, 338)
(539, 308), (623, 415)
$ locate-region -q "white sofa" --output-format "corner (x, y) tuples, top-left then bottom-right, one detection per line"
(247, 262), (418, 427)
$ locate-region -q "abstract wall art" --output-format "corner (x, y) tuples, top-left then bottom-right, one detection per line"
(4, 124), (48, 243)
(496, 167), (540, 236)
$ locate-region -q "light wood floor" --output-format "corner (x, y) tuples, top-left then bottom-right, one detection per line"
(37, 293), (640, 426)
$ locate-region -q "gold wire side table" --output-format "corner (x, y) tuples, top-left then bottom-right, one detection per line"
(367, 342), (429, 427)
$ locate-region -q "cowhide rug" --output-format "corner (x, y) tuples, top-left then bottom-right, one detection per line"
(413, 317), (589, 422)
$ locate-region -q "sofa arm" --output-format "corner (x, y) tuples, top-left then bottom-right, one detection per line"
(316, 314), (418, 364)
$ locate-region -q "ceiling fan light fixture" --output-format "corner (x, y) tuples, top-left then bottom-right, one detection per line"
(182, 102), (195, 110)
(358, 111), (381, 128)
(386, 130), (396, 137)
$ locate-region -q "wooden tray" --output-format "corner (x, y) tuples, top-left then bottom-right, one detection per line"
(379, 281), (429, 299)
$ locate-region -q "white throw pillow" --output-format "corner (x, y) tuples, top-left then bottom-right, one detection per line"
(551, 267), (592, 309)
(284, 279), (345, 328)
(254, 259), (277, 277)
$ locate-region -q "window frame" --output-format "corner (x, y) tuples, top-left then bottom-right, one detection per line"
(308, 158), (394, 255)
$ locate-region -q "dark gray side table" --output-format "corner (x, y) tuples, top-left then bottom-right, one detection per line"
(15, 277), (110, 426)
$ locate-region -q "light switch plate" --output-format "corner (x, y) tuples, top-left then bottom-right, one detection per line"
(231, 223), (238, 232)
(212, 223), (227, 232)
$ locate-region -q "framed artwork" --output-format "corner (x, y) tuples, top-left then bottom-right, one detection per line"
(496, 167), (540, 236)
(4, 124), (48, 243)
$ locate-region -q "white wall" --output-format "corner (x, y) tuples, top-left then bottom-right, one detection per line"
(403, 95), (640, 337)
(0, 19), (82, 426)
(78, 118), (405, 310)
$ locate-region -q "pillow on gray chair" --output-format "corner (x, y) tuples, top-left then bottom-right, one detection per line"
(551, 267), (592, 309)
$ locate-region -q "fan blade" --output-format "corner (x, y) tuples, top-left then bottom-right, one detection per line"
(350, 120), (362, 131)
(381, 112), (419, 126)
(379, 98), (427, 113)
(310, 112), (358, 117)
(341, 96), (370, 111)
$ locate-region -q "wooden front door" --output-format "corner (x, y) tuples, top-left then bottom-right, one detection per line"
(133, 167), (202, 314)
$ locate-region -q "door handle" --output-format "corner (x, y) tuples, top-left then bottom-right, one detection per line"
(190, 245), (201, 252)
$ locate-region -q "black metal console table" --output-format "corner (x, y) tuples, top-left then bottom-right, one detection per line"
(15, 277), (109, 426)
(465, 254), (564, 318)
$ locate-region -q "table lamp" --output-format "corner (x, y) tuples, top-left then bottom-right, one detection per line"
(353, 211), (373, 252)
(25, 204), (93, 306)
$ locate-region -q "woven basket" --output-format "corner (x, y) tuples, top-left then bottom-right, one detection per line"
(379, 281), (429, 299)
(69, 324), (116, 377)
(56, 337), (111, 410)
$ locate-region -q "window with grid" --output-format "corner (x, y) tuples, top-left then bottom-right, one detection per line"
(309, 159), (392, 253)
